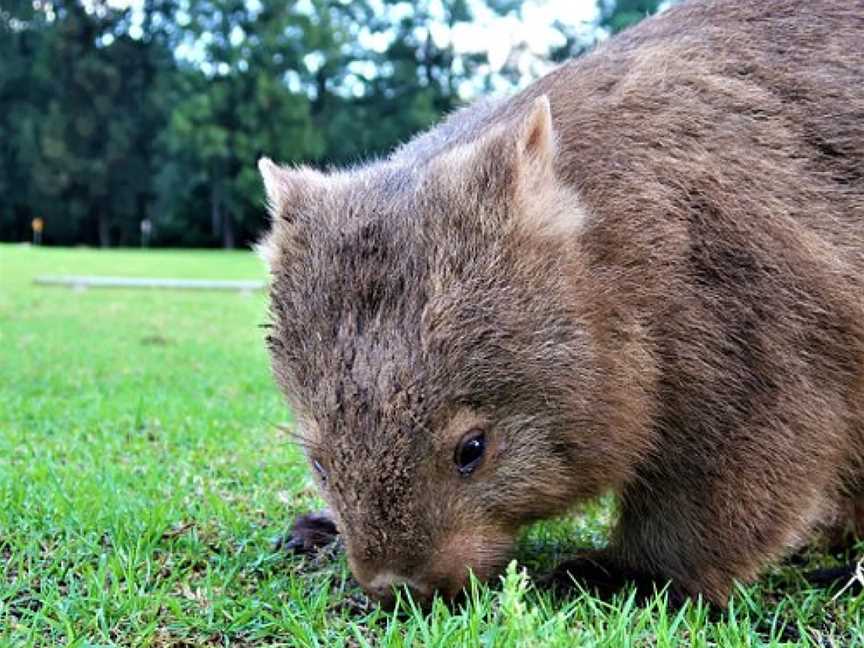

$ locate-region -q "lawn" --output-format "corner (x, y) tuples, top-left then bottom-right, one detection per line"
(1, 243), (863, 647)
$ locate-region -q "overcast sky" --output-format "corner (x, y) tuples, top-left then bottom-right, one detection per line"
(101, 0), (601, 94)
(455, 0), (598, 65)
(104, 0), (600, 61)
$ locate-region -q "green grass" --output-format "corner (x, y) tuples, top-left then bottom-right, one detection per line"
(2, 243), (863, 646)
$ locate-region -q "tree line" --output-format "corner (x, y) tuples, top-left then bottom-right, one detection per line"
(0, 0), (663, 248)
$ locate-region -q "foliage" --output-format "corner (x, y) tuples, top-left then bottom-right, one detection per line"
(597, 0), (666, 34)
(0, 0), (667, 248)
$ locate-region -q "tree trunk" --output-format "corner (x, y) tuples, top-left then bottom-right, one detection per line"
(98, 208), (110, 248)
(211, 181), (221, 239)
(222, 212), (235, 249)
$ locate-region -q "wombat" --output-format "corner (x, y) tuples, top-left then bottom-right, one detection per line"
(257, 0), (864, 606)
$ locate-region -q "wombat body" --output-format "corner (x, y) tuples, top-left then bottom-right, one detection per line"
(259, 0), (864, 605)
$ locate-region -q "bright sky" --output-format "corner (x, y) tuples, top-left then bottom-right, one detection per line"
(441, 0), (600, 93)
(457, 0), (598, 68)
(105, 0), (600, 55)
(103, 0), (601, 93)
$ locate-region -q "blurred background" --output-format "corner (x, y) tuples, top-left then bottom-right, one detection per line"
(0, 0), (669, 250)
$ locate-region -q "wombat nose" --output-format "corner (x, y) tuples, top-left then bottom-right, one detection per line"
(365, 571), (431, 607)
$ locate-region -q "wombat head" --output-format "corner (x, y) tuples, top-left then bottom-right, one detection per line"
(259, 97), (607, 604)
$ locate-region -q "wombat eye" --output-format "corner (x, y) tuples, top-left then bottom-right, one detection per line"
(454, 431), (485, 475)
(312, 459), (327, 482)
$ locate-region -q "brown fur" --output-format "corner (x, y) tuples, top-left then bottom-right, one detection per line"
(258, 0), (864, 606)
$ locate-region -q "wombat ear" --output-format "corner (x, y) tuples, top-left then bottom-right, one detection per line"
(258, 157), (325, 223)
(515, 95), (556, 176)
(256, 157), (325, 269)
(508, 97), (585, 237)
(435, 94), (557, 199)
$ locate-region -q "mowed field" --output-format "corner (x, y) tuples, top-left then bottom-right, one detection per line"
(2, 244), (863, 647)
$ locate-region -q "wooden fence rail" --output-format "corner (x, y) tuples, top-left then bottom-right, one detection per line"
(34, 275), (266, 292)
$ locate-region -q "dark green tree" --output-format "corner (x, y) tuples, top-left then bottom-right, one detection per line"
(0, 0), (671, 248)
(1, 0), (177, 246)
(157, 0), (323, 247)
(0, 1), (53, 242)
(597, 0), (667, 35)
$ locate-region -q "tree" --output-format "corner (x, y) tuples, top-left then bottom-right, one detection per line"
(0, 0), (176, 246)
(0, 0), (53, 242)
(597, 0), (667, 35)
(158, 0), (323, 248)
(0, 0), (671, 248)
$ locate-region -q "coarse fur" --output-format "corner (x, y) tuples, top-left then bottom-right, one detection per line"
(258, 0), (864, 606)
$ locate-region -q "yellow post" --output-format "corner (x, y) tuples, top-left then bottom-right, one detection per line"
(32, 217), (44, 245)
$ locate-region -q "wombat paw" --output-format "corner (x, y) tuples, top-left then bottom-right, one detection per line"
(804, 563), (864, 595)
(538, 554), (685, 606)
(537, 554), (626, 599)
(276, 510), (339, 554)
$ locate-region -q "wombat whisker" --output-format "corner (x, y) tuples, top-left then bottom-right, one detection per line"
(269, 421), (324, 454)
(285, 432), (323, 453)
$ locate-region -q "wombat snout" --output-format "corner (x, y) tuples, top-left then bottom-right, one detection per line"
(349, 548), (473, 606)
(346, 527), (515, 605)
(360, 570), (435, 607)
